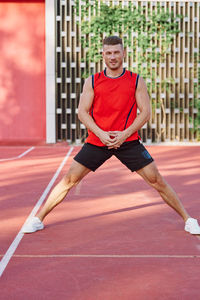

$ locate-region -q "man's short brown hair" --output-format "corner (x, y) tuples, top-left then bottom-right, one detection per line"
(103, 36), (123, 48)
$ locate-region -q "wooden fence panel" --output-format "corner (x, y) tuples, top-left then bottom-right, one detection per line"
(55, 0), (200, 143)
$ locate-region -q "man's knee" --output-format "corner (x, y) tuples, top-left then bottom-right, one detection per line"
(149, 172), (167, 191)
(62, 170), (81, 190)
(62, 173), (79, 190)
(62, 161), (90, 190)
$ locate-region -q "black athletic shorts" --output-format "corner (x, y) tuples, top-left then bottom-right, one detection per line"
(74, 140), (154, 172)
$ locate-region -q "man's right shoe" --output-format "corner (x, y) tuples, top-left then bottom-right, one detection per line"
(184, 218), (200, 235)
(22, 217), (44, 233)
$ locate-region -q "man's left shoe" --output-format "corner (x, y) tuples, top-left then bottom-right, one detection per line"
(184, 218), (200, 235)
(22, 217), (44, 233)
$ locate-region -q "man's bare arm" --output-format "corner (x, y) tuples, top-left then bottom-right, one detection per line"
(78, 76), (117, 146)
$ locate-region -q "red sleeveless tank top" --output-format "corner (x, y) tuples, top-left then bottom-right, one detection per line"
(85, 68), (140, 146)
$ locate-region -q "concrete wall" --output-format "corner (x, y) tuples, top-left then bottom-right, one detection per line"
(0, 0), (46, 145)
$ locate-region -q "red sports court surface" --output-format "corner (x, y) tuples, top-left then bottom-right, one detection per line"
(0, 144), (200, 299)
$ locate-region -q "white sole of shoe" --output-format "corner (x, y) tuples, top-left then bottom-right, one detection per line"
(22, 225), (44, 234)
(185, 226), (200, 235)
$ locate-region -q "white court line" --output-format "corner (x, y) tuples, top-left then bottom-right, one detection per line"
(1, 254), (200, 259)
(0, 146), (74, 277)
(0, 147), (35, 162)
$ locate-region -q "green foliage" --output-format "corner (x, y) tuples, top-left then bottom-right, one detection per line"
(74, 0), (200, 139)
(197, 99), (200, 139)
(75, 0), (181, 78)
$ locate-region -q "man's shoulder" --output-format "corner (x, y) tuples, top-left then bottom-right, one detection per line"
(126, 69), (138, 76)
(93, 70), (104, 77)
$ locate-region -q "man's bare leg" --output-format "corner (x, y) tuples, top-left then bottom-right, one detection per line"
(136, 162), (190, 222)
(37, 160), (91, 221)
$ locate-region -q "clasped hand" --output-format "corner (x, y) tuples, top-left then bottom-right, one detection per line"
(98, 130), (128, 149)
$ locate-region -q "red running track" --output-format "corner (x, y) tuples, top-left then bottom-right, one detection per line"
(0, 145), (200, 300)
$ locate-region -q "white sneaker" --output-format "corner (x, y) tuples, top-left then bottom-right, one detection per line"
(22, 217), (44, 233)
(184, 218), (200, 235)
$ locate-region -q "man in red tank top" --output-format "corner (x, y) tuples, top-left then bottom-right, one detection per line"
(23, 36), (200, 235)
(86, 68), (139, 146)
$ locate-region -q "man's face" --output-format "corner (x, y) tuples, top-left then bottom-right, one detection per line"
(102, 44), (125, 70)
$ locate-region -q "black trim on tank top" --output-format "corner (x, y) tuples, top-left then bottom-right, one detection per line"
(135, 74), (139, 89)
(91, 104), (95, 120)
(123, 101), (136, 130)
(104, 68), (126, 79)
(91, 108), (94, 118)
(123, 73), (138, 129)
(92, 73), (101, 89)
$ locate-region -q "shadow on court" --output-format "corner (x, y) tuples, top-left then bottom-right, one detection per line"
(0, 145), (200, 300)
